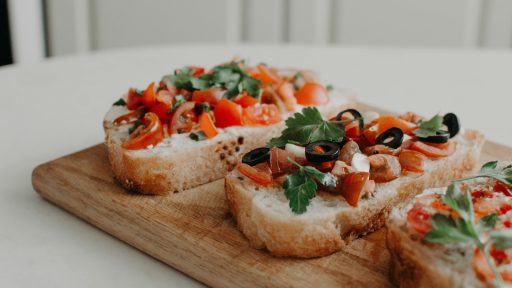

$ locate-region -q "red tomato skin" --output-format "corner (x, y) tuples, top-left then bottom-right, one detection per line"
(295, 83), (329, 106)
(192, 88), (224, 105)
(410, 140), (456, 159)
(233, 93), (258, 108)
(127, 88), (143, 110)
(242, 104), (282, 126)
(122, 112), (164, 150)
(341, 172), (369, 207)
(494, 182), (512, 197)
(407, 204), (432, 235)
(141, 82), (157, 108)
(214, 99), (243, 128)
(237, 163), (273, 186)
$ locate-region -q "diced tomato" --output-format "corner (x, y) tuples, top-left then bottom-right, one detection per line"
(242, 104), (282, 126)
(431, 199), (451, 211)
(277, 82), (297, 111)
(127, 88), (143, 110)
(141, 82), (157, 108)
(407, 204), (432, 235)
(295, 82), (329, 106)
(199, 112), (218, 139)
(233, 93), (258, 108)
(472, 190), (493, 199)
(374, 116), (416, 136)
(149, 90), (174, 123)
(504, 219), (512, 228)
(269, 148), (296, 175)
(494, 182), (512, 197)
(122, 112), (164, 150)
(399, 150), (427, 173)
(363, 125), (379, 145)
(237, 162), (273, 186)
(113, 108), (144, 125)
(188, 66), (205, 77)
(473, 248), (497, 283)
(169, 101), (197, 134)
(409, 141), (456, 159)
(248, 65), (280, 85)
(341, 172), (369, 207)
(192, 88), (224, 105)
(500, 204), (512, 215)
(214, 99), (243, 128)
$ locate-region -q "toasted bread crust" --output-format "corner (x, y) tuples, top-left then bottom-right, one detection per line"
(105, 95), (356, 194)
(225, 130), (485, 258)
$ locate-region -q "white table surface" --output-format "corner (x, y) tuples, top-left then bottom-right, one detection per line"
(1, 44), (512, 287)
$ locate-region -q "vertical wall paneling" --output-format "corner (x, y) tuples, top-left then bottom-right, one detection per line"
(89, 0), (229, 50)
(333, 0), (477, 47)
(225, 0), (242, 43)
(243, 0), (286, 43)
(73, 0), (91, 52)
(7, 0), (45, 63)
(288, 0), (331, 44)
(46, 0), (87, 56)
(462, 0), (482, 47)
(479, 0), (512, 48)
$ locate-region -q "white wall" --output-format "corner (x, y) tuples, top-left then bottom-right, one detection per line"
(12, 0), (512, 61)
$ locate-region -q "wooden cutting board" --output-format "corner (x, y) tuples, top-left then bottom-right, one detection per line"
(31, 104), (512, 287)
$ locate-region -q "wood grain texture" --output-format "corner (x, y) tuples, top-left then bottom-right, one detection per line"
(31, 104), (512, 287)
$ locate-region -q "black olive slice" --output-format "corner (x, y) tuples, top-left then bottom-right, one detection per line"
(305, 141), (340, 163)
(443, 113), (460, 138)
(417, 130), (450, 143)
(375, 127), (404, 149)
(242, 147), (270, 166)
(335, 109), (364, 131)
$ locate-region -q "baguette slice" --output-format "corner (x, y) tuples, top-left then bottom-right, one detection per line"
(104, 89), (355, 194)
(224, 129), (485, 258)
(386, 162), (512, 288)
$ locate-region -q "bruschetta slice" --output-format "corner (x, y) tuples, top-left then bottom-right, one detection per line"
(103, 59), (355, 194)
(225, 107), (485, 258)
(387, 161), (512, 288)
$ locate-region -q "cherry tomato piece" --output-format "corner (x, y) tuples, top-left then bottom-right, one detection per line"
(214, 99), (243, 128)
(122, 112), (164, 150)
(242, 104), (282, 126)
(295, 82), (329, 106)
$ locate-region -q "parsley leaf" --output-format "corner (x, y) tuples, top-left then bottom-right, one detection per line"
(162, 61), (262, 99)
(413, 114), (443, 137)
(423, 161), (512, 286)
(283, 158), (337, 214)
(189, 131), (207, 141)
(167, 95), (186, 115)
(267, 107), (344, 148)
(326, 84), (334, 91)
(113, 98), (126, 106)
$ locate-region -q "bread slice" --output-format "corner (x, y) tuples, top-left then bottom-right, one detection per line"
(387, 161), (512, 288)
(386, 187), (482, 288)
(104, 89), (355, 194)
(224, 129), (485, 258)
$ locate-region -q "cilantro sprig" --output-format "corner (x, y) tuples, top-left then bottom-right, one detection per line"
(162, 61), (262, 99)
(424, 161), (512, 286)
(267, 107), (344, 148)
(413, 114), (443, 138)
(283, 158), (337, 214)
(167, 95), (186, 115)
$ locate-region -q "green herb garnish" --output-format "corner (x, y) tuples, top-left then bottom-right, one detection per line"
(167, 95), (186, 115)
(413, 114), (443, 138)
(425, 161), (512, 286)
(189, 131), (207, 141)
(267, 107), (344, 148)
(195, 102), (211, 114)
(326, 84), (334, 91)
(113, 98), (126, 106)
(284, 158), (337, 214)
(162, 61), (262, 99)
